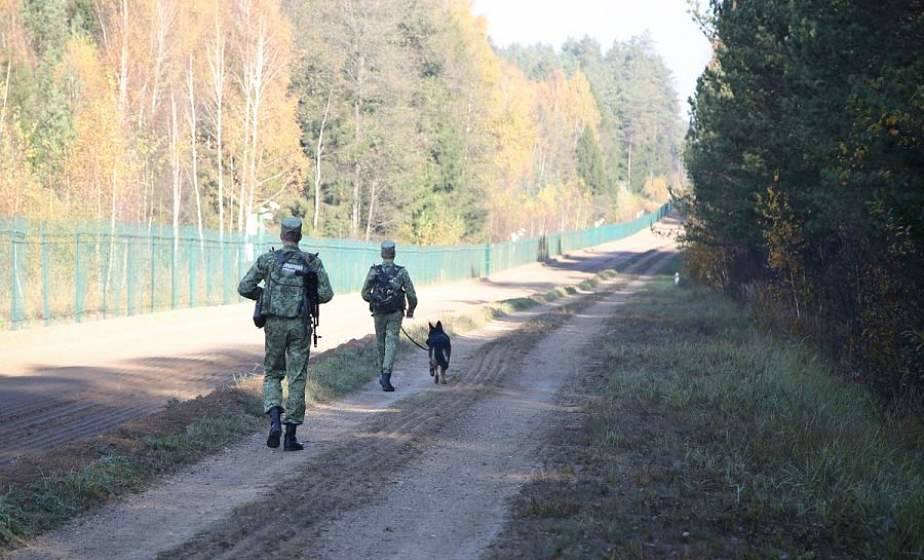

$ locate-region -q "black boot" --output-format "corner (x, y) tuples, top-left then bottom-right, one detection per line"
(379, 371), (387, 390)
(266, 406), (282, 448)
(283, 422), (304, 451)
(383, 372), (395, 392)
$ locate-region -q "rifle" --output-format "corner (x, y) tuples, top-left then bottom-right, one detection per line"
(300, 253), (321, 348)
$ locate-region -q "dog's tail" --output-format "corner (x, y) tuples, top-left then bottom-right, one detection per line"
(435, 345), (450, 370)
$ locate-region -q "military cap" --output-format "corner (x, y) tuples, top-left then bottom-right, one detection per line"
(381, 240), (396, 257)
(281, 217), (303, 235)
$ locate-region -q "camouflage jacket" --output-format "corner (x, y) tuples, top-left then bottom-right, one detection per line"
(238, 245), (334, 318)
(360, 259), (417, 315)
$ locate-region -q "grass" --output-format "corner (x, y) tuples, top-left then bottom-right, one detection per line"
(0, 392), (263, 549)
(0, 267), (618, 553)
(489, 278), (924, 560)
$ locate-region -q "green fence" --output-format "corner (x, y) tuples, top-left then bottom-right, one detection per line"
(0, 203), (669, 329)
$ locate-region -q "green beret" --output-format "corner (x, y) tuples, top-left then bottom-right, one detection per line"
(281, 217), (303, 235)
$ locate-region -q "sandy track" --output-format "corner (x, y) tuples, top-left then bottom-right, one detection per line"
(312, 281), (658, 560)
(0, 221), (678, 466)
(8, 242), (675, 560)
(159, 250), (676, 560)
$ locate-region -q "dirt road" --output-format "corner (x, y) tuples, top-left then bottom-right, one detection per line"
(9, 227), (677, 559)
(0, 221), (678, 465)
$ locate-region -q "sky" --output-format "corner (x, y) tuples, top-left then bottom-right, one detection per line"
(470, 0), (713, 115)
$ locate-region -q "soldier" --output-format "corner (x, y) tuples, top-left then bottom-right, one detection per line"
(361, 240), (417, 392)
(238, 217), (333, 451)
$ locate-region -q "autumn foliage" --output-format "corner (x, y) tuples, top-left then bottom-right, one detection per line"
(0, 0), (679, 245)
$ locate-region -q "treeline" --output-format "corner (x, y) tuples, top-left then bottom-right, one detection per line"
(683, 1), (923, 404)
(0, 0), (680, 245)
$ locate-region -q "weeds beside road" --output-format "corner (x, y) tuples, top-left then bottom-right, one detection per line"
(489, 279), (924, 559)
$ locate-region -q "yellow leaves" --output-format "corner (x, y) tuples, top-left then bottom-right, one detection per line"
(440, 2), (608, 240)
(761, 186), (806, 277)
(0, 110), (41, 216)
(59, 37), (131, 217)
(489, 60), (537, 187)
(58, 36), (112, 108)
(643, 176), (670, 203)
(403, 204), (466, 246)
(536, 69), (600, 138)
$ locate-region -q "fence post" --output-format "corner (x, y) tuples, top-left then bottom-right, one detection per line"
(188, 237), (196, 307)
(170, 238), (176, 309)
(221, 240), (231, 305)
(10, 228), (24, 328)
(74, 232), (82, 323)
(40, 225), (49, 325)
(150, 236), (156, 313)
(237, 242), (247, 301)
(205, 239), (212, 305)
(101, 231), (110, 319)
(171, 236), (178, 309)
(127, 235), (135, 315)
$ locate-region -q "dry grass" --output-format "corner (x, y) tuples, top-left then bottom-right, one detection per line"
(489, 278), (924, 560)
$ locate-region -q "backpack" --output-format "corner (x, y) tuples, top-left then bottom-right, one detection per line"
(262, 249), (317, 319)
(369, 264), (405, 314)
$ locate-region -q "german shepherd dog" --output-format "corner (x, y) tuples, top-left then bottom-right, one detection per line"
(426, 321), (452, 384)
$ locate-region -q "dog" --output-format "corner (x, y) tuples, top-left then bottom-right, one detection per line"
(426, 321), (452, 385)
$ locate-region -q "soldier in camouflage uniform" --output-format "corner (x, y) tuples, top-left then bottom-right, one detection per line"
(238, 217), (333, 451)
(361, 240), (417, 392)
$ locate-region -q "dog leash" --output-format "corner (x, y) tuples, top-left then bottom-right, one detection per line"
(401, 326), (430, 352)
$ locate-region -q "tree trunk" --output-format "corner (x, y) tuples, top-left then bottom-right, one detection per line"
(117, 0), (128, 120)
(170, 92), (182, 260)
(313, 89), (332, 232)
(364, 179), (377, 241)
(208, 9), (226, 242)
(351, 97), (362, 238)
(149, 1), (174, 121)
(627, 141), (633, 191)
(0, 62), (10, 139)
(105, 166), (118, 314)
(186, 56), (204, 253)
(350, 51), (365, 238)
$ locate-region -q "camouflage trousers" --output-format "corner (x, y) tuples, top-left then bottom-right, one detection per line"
(263, 317), (311, 425)
(373, 310), (403, 374)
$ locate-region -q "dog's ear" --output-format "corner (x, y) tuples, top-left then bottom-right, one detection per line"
(436, 321), (443, 330)
(428, 322), (434, 329)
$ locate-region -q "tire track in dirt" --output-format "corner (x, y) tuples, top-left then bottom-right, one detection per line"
(159, 315), (582, 560)
(184, 338), (528, 560)
(156, 249), (674, 560)
(0, 357), (247, 467)
(314, 273), (669, 560)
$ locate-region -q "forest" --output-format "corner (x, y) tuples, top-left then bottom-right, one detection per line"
(683, 0), (923, 405)
(0, 0), (681, 245)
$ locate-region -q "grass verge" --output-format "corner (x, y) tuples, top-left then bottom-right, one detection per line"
(0, 390), (263, 551)
(488, 278), (924, 560)
(0, 267), (618, 553)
